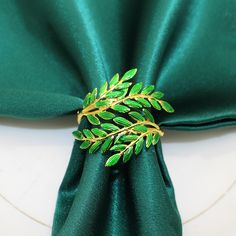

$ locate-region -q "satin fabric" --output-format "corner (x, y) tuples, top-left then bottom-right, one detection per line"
(0, 0), (236, 235)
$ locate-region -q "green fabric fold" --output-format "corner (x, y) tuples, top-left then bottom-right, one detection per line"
(0, 89), (82, 119)
(1, 0), (236, 235)
(52, 132), (181, 236)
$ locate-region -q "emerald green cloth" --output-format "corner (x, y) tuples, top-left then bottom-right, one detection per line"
(1, 1), (236, 235)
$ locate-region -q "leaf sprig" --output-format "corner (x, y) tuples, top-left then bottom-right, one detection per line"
(73, 109), (163, 166)
(73, 69), (174, 167)
(77, 69), (174, 125)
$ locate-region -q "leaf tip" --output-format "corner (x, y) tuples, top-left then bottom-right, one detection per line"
(105, 153), (121, 167)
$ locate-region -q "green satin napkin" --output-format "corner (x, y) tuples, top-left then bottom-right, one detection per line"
(0, 1), (236, 235)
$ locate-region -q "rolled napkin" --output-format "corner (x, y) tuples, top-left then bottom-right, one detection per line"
(0, 1), (235, 235)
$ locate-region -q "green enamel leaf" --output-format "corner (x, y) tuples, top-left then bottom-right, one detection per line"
(123, 146), (133, 163)
(101, 123), (119, 131)
(152, 133), (160, 145)
(116, 82), (132, 89)
(149, 98), (161, 110)
(106, 91), (123, 98)
(91, 128), (107, 137)
(143, 109), (155, 122)
(141, 85), (155, 95)
(110, 73), (119, 87)
(99, 82), (108, 97)
(128, 111), (145, 121)
(90, 88), (97, 103)
(105, 153), (121, 167)
(112, 104), (130, 113)
(98, 111), (115, 120)
(159, 100), (175, 113)
(72, 131), (84, 140)
(119, 88), (129, 99)
(143, 109), (155, 123)
(152, 91), (164, 99)
(121, 68), (137, 81)
(83, 92), (91, 108)
(135, 137), (144, 155)
(95, 100), (110, 108)
(83, 129), (94, 138)
(101, 136), (113, 153)
(89, 141), (102, 154)
(146, 133), (153, 148)
(80, 140), (91, 149)
(129, 82), (143, 95)
(114, 132), (124, 144)
(120, 135), (138, 142)
(113, 117), (132, 127)
(110, 144), (127, 151)
(87, 114), (100, 125)
(133, 125), (148, 132)
(135, 97), (151, 107)
(123, 99), (142, 108)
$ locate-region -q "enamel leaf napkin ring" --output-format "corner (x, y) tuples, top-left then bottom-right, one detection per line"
(73, 69), (174, 167)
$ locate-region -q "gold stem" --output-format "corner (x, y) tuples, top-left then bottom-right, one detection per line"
(77, 79), (126, 123)
(119, 127), (161, 156)
(77, 93), (158, 123)
(80, 120), (162, 143)
(82, 79), (124, 113)
(120, 133), (146, 155)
